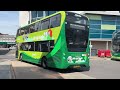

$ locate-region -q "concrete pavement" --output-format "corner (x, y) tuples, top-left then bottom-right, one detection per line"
(0, 60), (13, 79)
(90, 56), (111, 60)
(59, 72), (95, 79)
(10, 60), (96, 79)
(11, 61), (63, 79)
(0, 48), (102, 79)
(81, 59), (120, 79)
(0, 48), (15, 56)
(1, 54), (120, 79)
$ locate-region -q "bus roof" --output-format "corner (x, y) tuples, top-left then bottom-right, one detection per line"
(18, 11), (65, 29)
(65, 11), (89, 20)
(18, 11), (89, 30)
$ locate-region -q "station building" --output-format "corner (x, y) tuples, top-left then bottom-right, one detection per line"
(0, 33), (16, 48)
(19, 11), (120, 56)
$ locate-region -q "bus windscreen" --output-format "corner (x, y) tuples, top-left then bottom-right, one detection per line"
(65, 12), (89, 52)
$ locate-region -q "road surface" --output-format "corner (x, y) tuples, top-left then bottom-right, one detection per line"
(1, 49), (120, 79)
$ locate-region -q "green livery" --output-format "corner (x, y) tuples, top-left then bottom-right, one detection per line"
(16, 11), (90, 70)
(111, 30), (120, 60)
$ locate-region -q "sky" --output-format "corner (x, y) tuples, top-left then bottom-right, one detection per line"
(0, 11), (119, 36)
(0, 11), (83, 36)
(0, 11), (19, 35)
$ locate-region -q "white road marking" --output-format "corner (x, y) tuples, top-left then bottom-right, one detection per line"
(59, 72), (96, 79)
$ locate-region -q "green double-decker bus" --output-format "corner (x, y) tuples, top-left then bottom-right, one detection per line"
(111, 30), (120, 60)
(16, 11), (90, 70)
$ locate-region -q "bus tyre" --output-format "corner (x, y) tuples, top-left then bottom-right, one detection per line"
(41, 57), (48, 69)
(19, 54), (23, 62)
(80, 66), (90, 71)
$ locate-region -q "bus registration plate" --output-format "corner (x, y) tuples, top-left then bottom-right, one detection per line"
(73, 65), (80, 68)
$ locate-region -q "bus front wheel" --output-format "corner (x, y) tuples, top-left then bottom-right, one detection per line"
(41, 57), (48, 69)
(19, 54), (23, 62)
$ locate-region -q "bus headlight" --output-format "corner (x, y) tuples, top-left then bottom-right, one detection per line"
(82, 54), (89, 57)
(63, 53), (65, 56)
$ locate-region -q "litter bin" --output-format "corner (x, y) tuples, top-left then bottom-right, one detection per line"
(105, 50), (111, 58)
(100, 50), (105, 58)
(97, 50), (101, 57)
(98, 50), (105, 57)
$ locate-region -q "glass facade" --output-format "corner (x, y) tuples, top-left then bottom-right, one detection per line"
(30, 11), (58, 23)
(30, 12), (120, 40)
(31, 11), (37, 18)
(45, 11), (57, 16)
(86, 14), (120, 39)
(38, 11), (43, 17)
(0, 35), (15, 48)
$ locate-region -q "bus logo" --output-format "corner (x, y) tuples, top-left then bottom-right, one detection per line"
(48, 29), (52, 37)
(67, 56), (84, 63)
(23, 34), (28, 41)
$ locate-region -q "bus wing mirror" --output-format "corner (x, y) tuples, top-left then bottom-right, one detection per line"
(89, 45), (92, 48)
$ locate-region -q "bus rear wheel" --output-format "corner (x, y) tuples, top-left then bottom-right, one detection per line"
(41, 57), (48, 69)
(79, 66), (90, 71)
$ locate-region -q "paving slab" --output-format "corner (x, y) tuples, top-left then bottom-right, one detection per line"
(60, 72), (95, 79)
(0, 61), (12, 79)
(11, 60), (63, 79)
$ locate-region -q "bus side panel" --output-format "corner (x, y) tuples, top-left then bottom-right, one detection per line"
(19, 51), (48, 64)
(45, 12), (66, 68)
(48, 20), (90, 69)
(60, 23), (90, 69)
(46, 36), (63, 68)
(111, 52), (120, 60)
(46, 21), (90, 69)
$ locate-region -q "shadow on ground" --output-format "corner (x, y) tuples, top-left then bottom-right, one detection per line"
(0, 49), (15, 55)
(111, 59), (120, 62)
(13, 66), (64, 79)
(22, 60), (85, 74)
(0, 50), (10, 55)
(0, 62), (12, 79)
(12, 61), (64, 79)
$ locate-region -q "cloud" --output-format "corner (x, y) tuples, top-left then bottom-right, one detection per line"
(0, 11), (18, 35)
(0, 11), (18, 15)
(0, 21), (18, 27)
